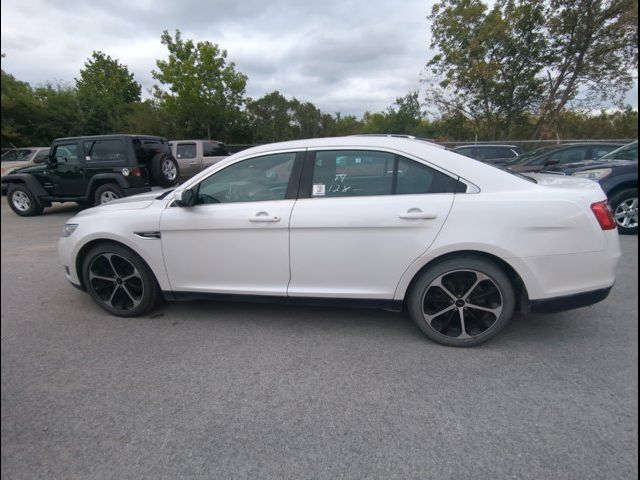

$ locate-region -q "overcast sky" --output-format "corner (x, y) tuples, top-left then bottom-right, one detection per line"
(1, 0), (637, 117)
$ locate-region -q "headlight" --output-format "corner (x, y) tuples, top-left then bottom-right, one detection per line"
(572, 168), (612, 180)
(61, 224), (78, 237)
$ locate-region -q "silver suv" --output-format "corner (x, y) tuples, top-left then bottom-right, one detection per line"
(169, 140), (230, 180)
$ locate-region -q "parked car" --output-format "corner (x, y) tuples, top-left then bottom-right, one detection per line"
(453, 144), (524, 165)
(1, 147), (50, 175)
(57, 136), (620, 347)
(169, 139), (229, 180)
(1, 147), (50, 194)
(1, 135), (180, 216)
(508, 142), (623, 173)
(543, 141), (638, 234)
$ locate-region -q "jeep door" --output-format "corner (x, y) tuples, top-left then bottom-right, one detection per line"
(160, 151), (303, 295)
(50, 142), (85, 196)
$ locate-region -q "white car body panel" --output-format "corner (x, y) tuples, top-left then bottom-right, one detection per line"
(288, 194), (454, 298)
(58, 136), (621, 309)
(159, 200), (294, 295)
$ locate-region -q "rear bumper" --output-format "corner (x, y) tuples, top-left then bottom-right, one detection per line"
(529, 285), (613, 314)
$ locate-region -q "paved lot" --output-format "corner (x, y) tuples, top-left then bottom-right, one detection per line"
(1, 201), (638, 480)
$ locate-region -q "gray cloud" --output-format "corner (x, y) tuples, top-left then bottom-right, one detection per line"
(1, 0), (636, 116)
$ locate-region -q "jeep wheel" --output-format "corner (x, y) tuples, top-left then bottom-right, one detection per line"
(94, 184), (124, 205)
(7, 184), (43, 217)
(151, 154), (180, 188)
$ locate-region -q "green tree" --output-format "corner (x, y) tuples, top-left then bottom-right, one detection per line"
(152, 30), (248, 141)
(532, 0), (638, 138)
(247, 91), (295, 142)
(426, 0), (547, 139)
(75, 51), (141, 134)
(1, 69), (38, 147)
(32, 83), (82, 144)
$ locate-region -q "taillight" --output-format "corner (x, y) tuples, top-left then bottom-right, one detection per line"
(591, 201), (617, 230)
(131, 167), (143, 177)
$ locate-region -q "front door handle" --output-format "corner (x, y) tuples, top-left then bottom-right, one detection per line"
(189, 161), (198, 165)
(249, 212), (281, 223)
(399, 208), (438, 220)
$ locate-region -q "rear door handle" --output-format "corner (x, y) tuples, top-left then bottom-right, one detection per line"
(249, 212), (281, 223)
(399, 208), (438, 220)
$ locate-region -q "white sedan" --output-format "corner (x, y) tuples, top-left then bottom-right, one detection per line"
(58, 136), (621, 346)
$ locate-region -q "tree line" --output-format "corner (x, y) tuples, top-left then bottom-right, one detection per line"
(1, 0), (637, 149)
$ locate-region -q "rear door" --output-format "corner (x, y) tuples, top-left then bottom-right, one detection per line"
(288, 149), (459, 299)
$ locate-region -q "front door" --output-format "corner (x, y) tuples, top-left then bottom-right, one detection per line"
(160, 151), (303, 296)
(288, 149), (458, 299)
(50, 142), (84, 196)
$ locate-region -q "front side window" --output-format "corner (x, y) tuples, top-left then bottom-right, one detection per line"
(83, 140), (126, 162)
(33, 150), (50, 163)
(177, 143), (197, 159)
(196, 153), (296, 204)
(52, 144), (78, 165)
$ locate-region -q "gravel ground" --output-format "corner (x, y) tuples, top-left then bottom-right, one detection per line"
(1, 201), (638, 480)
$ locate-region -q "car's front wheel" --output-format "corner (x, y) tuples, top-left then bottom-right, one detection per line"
(81, 243), (161, 317)
(7, 184), (43, 217)
(610, 188), (638, 235)
(407, 256), (516, 347)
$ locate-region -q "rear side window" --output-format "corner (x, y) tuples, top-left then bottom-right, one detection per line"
(310, 150), (460, 198)
(177, 143), (197, 159)
(396, 158), (459, 194)
(312, 150), (394, 197)
(83, 139), (126, 162)
(203, 142), (228, 157)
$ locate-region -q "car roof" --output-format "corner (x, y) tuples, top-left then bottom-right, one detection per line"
(170, 139), (224, 143)
(208, 136), (530, 193)
(54, 134), (167, 142)
(454, 144), (519, 149)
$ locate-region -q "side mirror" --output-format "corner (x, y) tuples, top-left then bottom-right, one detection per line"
(174, 188), (196, 207)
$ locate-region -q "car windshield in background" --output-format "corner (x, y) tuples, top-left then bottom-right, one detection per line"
(1, 150), (33, 162)
(600, 141), (638, 161)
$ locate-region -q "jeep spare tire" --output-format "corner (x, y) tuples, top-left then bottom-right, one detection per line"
(151, 154), (180, 187)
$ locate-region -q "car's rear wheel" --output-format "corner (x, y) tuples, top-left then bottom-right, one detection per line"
(94, 184), (124, 205)
(7, 184), (43, 217)
(82, 243), (161, 317)
(407, 257), (516, 347)
(150, 154), (180, 188)
(609, 188), (638, 235)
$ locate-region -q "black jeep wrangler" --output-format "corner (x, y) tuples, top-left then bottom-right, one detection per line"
(2, 134), (180, 216)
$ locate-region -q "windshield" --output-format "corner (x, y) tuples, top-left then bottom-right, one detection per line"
(600, 141), (638, 161)
(506, 146), (555, 165)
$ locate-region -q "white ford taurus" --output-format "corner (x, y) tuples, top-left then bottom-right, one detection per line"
(58, 136), (621, 346)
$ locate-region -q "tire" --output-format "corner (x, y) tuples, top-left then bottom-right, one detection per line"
(7, 184), (43, 217)
(406, 256), (516, 347)
(82, 243), (162, 317)
(150, 154), (180, 188)
(94, 184), (124, 205)
(609, 188), (638, 235)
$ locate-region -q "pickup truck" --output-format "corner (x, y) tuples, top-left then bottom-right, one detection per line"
(169, 140), (230, 181)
